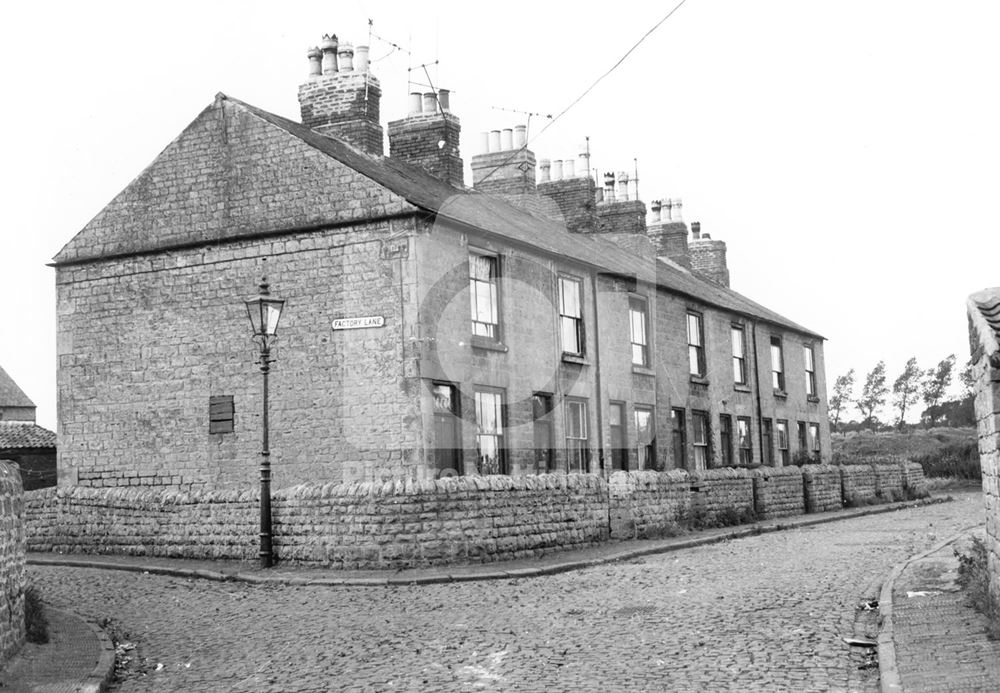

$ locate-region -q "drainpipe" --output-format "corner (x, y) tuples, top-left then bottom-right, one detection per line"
(591, 271), (606, 478)
(750, 320), (765, 465)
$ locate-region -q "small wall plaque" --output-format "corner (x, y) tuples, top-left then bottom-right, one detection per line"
(332, 316), (385, 330)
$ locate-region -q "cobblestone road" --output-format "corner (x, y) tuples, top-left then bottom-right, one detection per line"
(30, 492), (983, 692)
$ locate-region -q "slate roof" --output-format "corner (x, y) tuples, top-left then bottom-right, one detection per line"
(968, 288), (1000, 363)
(0, 422), (56, 449)
(56, 93), (823, 339)
(0, 366), (34, 409)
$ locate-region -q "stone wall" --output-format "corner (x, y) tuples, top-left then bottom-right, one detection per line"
(608, 470), (690, 539)
(802, 465), (843, 513)
(841, 464), (878, 505)
(689, 468), (755, 523)
(902, 461), (929, 499)
(752, 466), (805, 519)
(873, 460), (905, 501)
(25, 463), (930, 570)
(0, 461), (25, 663)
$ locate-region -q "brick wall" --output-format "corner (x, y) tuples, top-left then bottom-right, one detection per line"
(802, 465), (843, 513)
(752, 465), (805, 519)
(596, 200), (646, 235)
(0, 461), (25, 663)
(840, 464), (878, 505)
(608, 470), (691, 539)
(387, 112), (463, 188)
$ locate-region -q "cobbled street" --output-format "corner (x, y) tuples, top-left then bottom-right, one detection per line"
(31, 492), (982, 692)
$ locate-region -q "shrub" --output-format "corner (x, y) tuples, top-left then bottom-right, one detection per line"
(25, 585), (48, 644)
(955, 535), (1000, 639)
(911, 442), (981, 480)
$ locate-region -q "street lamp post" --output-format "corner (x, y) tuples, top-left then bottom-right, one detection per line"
(245, 274), (285, 569)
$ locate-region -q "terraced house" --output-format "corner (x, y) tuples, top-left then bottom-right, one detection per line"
(53, 35), (829, 491)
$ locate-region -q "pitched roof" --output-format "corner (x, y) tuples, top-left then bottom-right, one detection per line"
(0, 366), (34, 409)
(56, 94), (822, 339)
(0, 422), (55, 449)
(967, 288), (1000, 364)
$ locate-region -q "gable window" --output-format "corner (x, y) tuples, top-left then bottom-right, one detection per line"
(762, 418), (774, 466)
(692, 411), (710, 469)
(565, 398), (590, 473)
(629, 296), (649, 366)
(609, 402), (627, 471)
(770, 336), (785, 392)
(808, 422), (821, 458)
(470, 252), (501, 340)
(474, 388), (507, 475)
(559, 276), (584, 355)
(732, 325), (747, 385)
(687, 312), (706, 377)
(532, 393), (554, 473)
(776, 420), (789, 465)
(719, 414), (734, 467)
(737, 417), (753, 466)
(432, 382), (462, 476)
(671, 408), (687, 469)
(635, 406), (656, 470)
(804, 345), (817, 397)
(209, 396), (234, 434)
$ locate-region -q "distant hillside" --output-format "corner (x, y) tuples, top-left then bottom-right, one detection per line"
(832, 427), (977, 461)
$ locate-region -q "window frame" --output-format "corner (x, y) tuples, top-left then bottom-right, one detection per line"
(469, 251), (502, 341)
(209, 395), (235, 434)
(687, 311), (706, 377)
(731, 324), (747, 385)
(804, 344), (817, 397)
(564, 398), (590, 473)
(692, 410), (710, 469)
(629, 295), (650, 367)
(797, 420), (808, 454)
(808, 422), (821, 457)
(770, 336), (785, 392)
(776, 419), (789, 465)
(634, 405), (657, 471)
(558, 275), (585, 356)
(762, 418), (774, 466)
(474, 387), (507, 475)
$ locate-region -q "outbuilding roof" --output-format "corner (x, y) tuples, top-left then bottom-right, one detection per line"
(55, 94), (822, 339)
(0, 366), (34, 409)
(0, 422), (55, 449)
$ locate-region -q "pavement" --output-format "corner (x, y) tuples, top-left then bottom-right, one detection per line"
(4, 492), (997, 691)
(880, 525), (1000, 692)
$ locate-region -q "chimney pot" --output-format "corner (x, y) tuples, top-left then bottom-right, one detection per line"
(563, 159), (576, 179)
(539, 158), (551, 183)
(354, 45), (370, 73)
(671, 198), (683, 222)
(321, 34), (339, 75)
(488, 130), (501, 153)
(617, 171), (630, 202)
(477, 132), (490, 154)
(500, 128), (513, 151)
(513, 124), (527, 149)
(408, 92), (423, 115)
(307, 47), (322, 80)
(337, 43), (354, 72)
(691, 220), (701, 240)
(422, 92), (438, 113)
(603, 171), (616, 203)
(438, 88), (450, 111)
(650, 199), (662, 222)
(551, 159), (564, 181)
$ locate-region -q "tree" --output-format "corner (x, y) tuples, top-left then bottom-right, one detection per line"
(921, 354), (955, 426)
(828, 369), (855, 433)
(856, 361), (888, 429)
(960, 359), (976, 397)
(892, 357), (922, 429)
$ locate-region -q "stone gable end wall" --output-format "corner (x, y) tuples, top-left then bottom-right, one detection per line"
(0, 461), (25, 663)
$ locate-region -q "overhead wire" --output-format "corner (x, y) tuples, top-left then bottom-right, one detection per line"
(473, 0), (689, 187)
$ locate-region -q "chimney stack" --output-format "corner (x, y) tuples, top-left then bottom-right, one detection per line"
(299, 34), (383, 155)
(688, 221), (730, 287)
(646, 196), (690, 269)
(595, 167), (646, 235)
(387, 87), (464, 187)
(469, 122), (537, 198)
(537, 146), (598, 233)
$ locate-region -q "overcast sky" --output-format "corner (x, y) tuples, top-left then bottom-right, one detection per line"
(2, 1), (998, 430)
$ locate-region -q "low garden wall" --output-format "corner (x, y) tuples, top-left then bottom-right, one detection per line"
(0, 461), (26, 663)
(752, 466), (805, 519)
(24, 462), (931, 570)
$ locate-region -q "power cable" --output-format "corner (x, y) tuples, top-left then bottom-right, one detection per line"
(474, 0), (689, 187)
